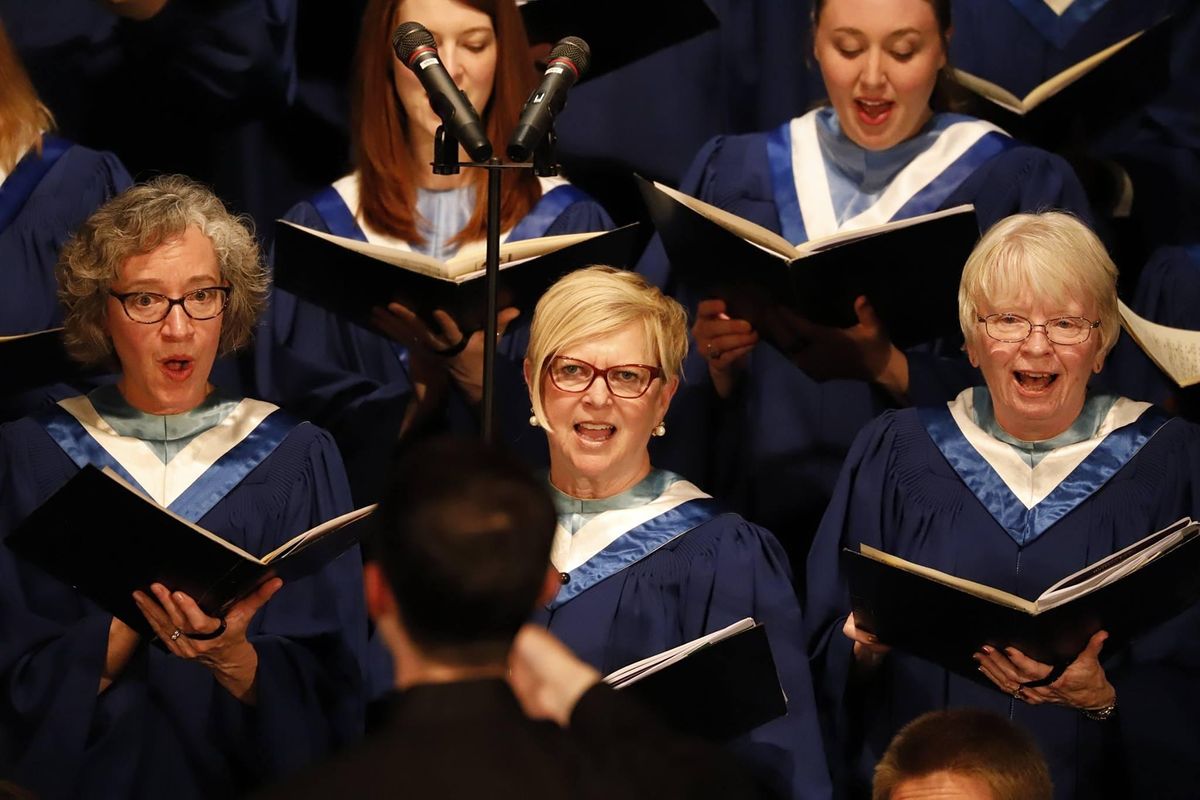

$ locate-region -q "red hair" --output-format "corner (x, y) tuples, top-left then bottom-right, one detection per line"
(0, 19), (54, 173)
(353, 0), (542, 246)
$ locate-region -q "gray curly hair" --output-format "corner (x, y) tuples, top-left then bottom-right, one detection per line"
(57, 175), (268, 366)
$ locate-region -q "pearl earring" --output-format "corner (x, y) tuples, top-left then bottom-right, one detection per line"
(529, 409), (540, 428)
(651, 423), (666, 437)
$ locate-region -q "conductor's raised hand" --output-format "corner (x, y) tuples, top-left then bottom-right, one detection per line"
(692, 298), (758, 399)
(132, 578), (283, 703)
(508, 624), (602, 727)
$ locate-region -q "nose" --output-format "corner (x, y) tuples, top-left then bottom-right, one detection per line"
(581, 372), (613, 406)
(441, 45), (466, 85)
(160, 303), (194, 339)
(1020, 326), (1053, 355)
(860, 48), (886, 90)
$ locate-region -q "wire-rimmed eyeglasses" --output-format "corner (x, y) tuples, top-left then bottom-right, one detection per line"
(109, 287), (232, 324)
(546, 356), (663, 399)
(976, 313), (1100, 345)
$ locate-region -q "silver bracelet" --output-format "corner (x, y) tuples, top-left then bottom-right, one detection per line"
(1082, 698), (1117, 721)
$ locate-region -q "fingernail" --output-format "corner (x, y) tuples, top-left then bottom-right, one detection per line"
(982, 645), (994, 654)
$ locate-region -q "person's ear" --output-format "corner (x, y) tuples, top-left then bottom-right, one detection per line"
(363, 561), (399, 622)
(535, 564), (562, 607)
(523, 357), (533, 388)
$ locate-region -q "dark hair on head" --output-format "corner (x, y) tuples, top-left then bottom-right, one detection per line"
(352, 0), (542, 247)
(812, 0), (965, 113)
(374, 435), (556, 664)
(872, 709), (1053, 800)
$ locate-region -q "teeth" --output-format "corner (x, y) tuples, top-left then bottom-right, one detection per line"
(578, 422), (614, 430)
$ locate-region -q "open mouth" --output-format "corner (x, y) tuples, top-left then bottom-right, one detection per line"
(161, 357), (195, 381)
(574, 422), (615, 442)
(1014, 371), (1057, 392)
(855, 99), (894, 124)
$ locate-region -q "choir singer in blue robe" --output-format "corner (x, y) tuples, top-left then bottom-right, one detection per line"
(0, 176), (368, 799)
(524, 266), (832, 800)
(646, 0), (1092, 567)
(806, 211), (1200, 799)
(250, 0), (613, 504)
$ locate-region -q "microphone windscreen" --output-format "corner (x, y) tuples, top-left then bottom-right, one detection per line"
(392, 21), (435, 64)
(548, 36), (591, 77)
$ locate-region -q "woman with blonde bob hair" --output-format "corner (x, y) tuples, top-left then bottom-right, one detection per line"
(0, 18), (130, 419)
(808, 211), (1200, 797)
(524, 266), (833, 799)
(0, 176), (368, 798)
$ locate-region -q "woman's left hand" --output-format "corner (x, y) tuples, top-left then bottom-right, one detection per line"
(132, 578), (283, 704)
(974, 630), (1116, 711)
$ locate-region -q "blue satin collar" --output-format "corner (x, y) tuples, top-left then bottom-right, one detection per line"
(87, 384), (242, 465)
(972, 386), (1118, 467)
(550, 469), (682, 534)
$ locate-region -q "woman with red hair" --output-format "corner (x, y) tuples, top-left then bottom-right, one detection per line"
(253, 0), (611, 503)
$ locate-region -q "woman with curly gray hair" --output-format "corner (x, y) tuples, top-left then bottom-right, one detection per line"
(0, 175), (368, 799)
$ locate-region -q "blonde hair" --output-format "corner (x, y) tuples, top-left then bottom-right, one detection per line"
(958, 211), (1120, 358)
(0, 19), (55, 172)
(57, 175), (268, 366)
(526, 267), (687, 431)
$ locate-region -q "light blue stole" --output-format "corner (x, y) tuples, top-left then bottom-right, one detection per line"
(919, 388), (1172, 546)
(765, 108), (1015, 245)
(35, 387), (297, 523)
(546, 472), (724, 610)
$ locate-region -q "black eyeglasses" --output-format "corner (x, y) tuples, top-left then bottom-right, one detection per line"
(109, 286), (232, 324)
(976, 313), (1100, 345)
(546, 356), (663, 399)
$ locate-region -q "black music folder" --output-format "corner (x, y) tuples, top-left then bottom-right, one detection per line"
(639, 177), (979, 349)
(273, 221), (641, 336)
(6, 465), (375, 637)
(845, 518), (1200, 681)
(605, 619), (787, 742)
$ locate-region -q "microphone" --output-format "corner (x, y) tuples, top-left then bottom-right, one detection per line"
(391, 21), (493, 162)
(507, 36), (591, 162)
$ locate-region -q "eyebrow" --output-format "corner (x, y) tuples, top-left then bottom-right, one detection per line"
(830, 26), (925, 38)
(118, 274), (224, 291)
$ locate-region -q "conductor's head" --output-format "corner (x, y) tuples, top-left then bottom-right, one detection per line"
(367, 436), (560, 682)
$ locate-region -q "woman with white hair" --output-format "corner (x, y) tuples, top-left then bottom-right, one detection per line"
(805, 211), (1200, 799)
(523, 266), (832, 800)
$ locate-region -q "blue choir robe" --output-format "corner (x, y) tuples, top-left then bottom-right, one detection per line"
(0, 137), (131, 420)
(236, 174), (614, 504)
(0, 387), (367, 799)
(1103, 245), (1200, 413)
(533, 470), (833, 800)
(805, 389), (1200, 799)
(950, 0), (1200, 249)
(640, 108), (1092, 566)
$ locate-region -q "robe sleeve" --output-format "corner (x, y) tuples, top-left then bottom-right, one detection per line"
(202, 424), (367, 780)
(679, 516), (833, 800)
(0, 420), (115, 798)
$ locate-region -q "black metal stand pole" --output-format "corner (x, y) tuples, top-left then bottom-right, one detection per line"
(430, 125), (559, 444)
(481, 157), (502, 443)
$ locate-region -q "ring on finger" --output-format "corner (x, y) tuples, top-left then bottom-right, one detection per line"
(706, 342), (721, 360)
(170, 628), (183, 642)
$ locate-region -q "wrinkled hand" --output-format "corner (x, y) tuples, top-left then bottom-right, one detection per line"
(691, 298), (758, 399)
(508, 625), (602, 727)
(374, 302), (521, 405)
(974, 631), (1116, 710)
(843, 612), (891, 670)
(771, 296), (908, 398)
(132, 579), (283, 703)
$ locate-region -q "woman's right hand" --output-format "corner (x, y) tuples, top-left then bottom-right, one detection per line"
(692, 298), (758, 399)
(843, 612), (890, 669)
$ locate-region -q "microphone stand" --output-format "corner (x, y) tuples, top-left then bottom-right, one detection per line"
(432, 125), (559, 443)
